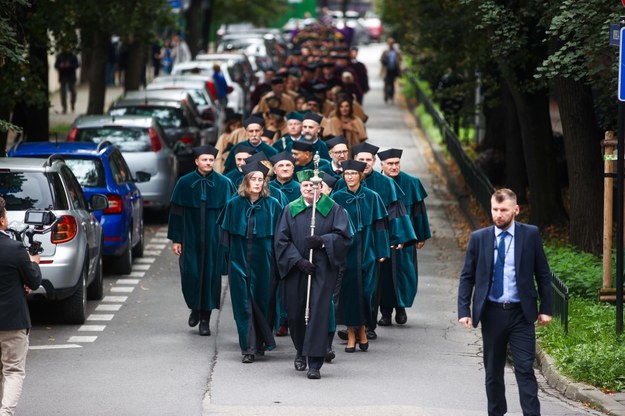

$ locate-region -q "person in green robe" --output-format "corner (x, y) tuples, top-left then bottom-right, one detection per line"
(336, 142), (417, 340)
(224, 145), (256, 187)
(292, 140), (334, 176)
(274, 169), (353, 380)
(168, 144), (236, 336)
(245, 152), (289, 207)
(218, 161), (283, 363)
(332, 160), (390, 352)
(377, 148), (432, 325)
(269, 151), (301, 204)
(300, 111), (331, 161)
(326, 135), (350, 179)
(273, 111), (304, 153)
(223, 116), (278, 173)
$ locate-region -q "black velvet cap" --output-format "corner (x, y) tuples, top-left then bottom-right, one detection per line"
(303, 111), (323, 124)
(351, 142), (379, 157)
(291, 140), (313, 152)
(322, 174), (338, 188)
(193, 144), (218, 158)
(271, 76), (285, 85)
(266, 108), (286, 118)
(340, 159), (367, 172)
(325, 135), (347, 150)
(377, 148), (403, 161)
(269, 151), (296, 165)
(244, 116), (265, 128)
(245, 151), (269, 164)
(241, 161), (269, 177)
(262, 129), (276, 139)
(233, 145), (256, 156)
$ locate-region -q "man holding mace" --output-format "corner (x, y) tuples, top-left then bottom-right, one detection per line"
(274, 156), (353, 379)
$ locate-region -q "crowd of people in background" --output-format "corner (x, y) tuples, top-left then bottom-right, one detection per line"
(166, 13), (431, 381)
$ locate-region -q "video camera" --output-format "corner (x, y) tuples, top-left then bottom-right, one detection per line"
(8, 209), (58, 255)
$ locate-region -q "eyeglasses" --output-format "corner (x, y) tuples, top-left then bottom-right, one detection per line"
(343, 171), (359, 177)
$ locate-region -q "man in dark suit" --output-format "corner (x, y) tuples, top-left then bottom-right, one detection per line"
(457, 188), (552, 416)
(0, 197), (42, 415)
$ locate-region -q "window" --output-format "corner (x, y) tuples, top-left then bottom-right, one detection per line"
(0, 172), (54, 210)
(64, 158), (106, 188)
(60, 165), (87, 210)
(109, 150), (132, 184)
(76, 126), (153, 152)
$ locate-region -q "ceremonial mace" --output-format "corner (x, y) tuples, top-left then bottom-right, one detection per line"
(305, 152), (322, 326)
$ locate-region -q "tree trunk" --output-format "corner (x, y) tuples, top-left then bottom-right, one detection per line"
(86, 30), (110, 115)
(505, 81), (567, 227)
(202, 2), (213, 54)
(124, 40), (146, 92)
(501, 81), (528, 204)
(554, 77), (603, 254)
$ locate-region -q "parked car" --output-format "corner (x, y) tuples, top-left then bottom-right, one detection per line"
(7, 140), (147, 275)
(361, 10), (383, 41)
(195, 52), (258, 94)
(0, 156), (108, 323)
(171, 60), (247, 116)
(147, 76), (225, 135)
(67, 115), (180, 209)
(119, 89), (218, 145)
(217, 33), (282, 72)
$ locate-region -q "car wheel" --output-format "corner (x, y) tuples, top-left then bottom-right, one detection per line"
(131, 219), (144, 258)
(87, 250), (104, 300)
(115, 229), (133, 275)
(61, 261), (87, 324)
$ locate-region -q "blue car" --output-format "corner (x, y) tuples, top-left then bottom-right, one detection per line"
(8, 140), (146, 274)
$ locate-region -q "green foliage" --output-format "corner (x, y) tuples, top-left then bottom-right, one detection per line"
(214, 0), (288, 27)
(543, 242), (602, 299)
(538, 297), (625, 391)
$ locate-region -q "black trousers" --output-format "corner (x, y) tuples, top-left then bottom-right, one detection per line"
(481, 303), (540, 416)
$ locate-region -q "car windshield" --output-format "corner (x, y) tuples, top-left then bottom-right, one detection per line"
(109, 106), (187, 128)
(219, 39), (265, 55)
(0, 171), (64, 210)
(63, 158), (106, 188)
(76, 127), (153, 152)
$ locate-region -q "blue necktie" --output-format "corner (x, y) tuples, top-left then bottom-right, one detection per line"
(492, 231), (508, 298)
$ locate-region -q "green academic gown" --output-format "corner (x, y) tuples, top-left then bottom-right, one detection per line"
(218, 195), (283, 354)
(272, 135), (296, 153)
(274, 195), (353, 363)
(167, 169), (236, 312)
(270, 178), (301, 203)
(379, 171), (432, 308)
(294, 158), (334, 177)
(273, 136), (331, 162)
(333, 186), (390, 327)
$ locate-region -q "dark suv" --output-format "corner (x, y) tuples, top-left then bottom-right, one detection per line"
(0, 156), (109, 323)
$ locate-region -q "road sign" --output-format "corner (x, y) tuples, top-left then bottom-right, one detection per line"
(619, 27), (625, 101)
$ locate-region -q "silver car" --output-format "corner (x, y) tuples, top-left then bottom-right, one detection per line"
(68, 115), (178, 212)
(0, 157), (108, 324)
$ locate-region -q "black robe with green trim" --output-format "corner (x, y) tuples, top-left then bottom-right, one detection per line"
(380, 171), (432, 308)
(167, 169), (236, 311)
(274, 195), (353, 360)
(218, 195), (283, 354)
(332, 186), (390, 326)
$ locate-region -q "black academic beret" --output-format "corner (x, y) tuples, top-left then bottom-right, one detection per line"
(244, 116), (265, 128)
(292, 140), (313, 152)
(351, 142), (379, 157)
(377, 148), (403, 161)
(340, 159), (367, 172)
(269, 151), (296, 165)
(312, 83), (329, 93)
(266, 108), (286, 118)
(325, 135), (347, 150)
(322, 174), (338, 188)
(193, 144), (218, 158)
(233, 145), (256, 156)
(240, 160), (269, 177)
(303, 111), (323, 124)
(262, 129), (276, 139)
(245, 151), (269, 164)
(271, 76), (285, 85)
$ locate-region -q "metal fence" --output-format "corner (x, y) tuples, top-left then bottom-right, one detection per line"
(408, 76), (495, 215)
(551, 273), (569, 334)
(408, 76), (570, 334)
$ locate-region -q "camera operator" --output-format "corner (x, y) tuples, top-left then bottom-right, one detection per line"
(0, 197), (41, 416)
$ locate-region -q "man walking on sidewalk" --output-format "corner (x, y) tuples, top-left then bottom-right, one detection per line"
(54, 48), (80, 114)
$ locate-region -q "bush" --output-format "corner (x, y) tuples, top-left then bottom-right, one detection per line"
(538, 297), (625, 391)
(543, 243), (602, 299)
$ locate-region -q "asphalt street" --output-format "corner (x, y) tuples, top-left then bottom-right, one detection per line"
(18, 43), (604, 416)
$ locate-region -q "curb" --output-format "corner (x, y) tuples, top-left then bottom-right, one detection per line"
(405, 92), (625, 416)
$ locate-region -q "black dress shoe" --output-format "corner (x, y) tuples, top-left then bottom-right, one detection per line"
(325, 348), (336, 363)
(395, 307), (407, 325)
(377, 316), (392, 326)
(307, 368), (321, 379)
(242, 354), (255, 364)
(337, 329), (348, 341)
(294, 356), (307, 371)
(188, 310), (200, 327)
(199, 319), (211, 336)
(366, 329), (377, 340)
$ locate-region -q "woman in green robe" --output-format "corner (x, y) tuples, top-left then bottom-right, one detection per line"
(332, 160), (390, 353)
(218, 161), (283, 363)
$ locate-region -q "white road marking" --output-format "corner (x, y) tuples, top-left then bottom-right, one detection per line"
(135, 257), (156, 264)
(87, 314), (114, 321)
(30, 344), (83, 350)
(67, 336), (98, 343)
(116, 279), (140, 285)
(150, 238), (170, 244)
(155, 231), (168, 237)
(143, 250), (161, 256)
(145, 244), (166, 250)
(103, 296), (128, 302)
(111, 286), (134, 293)
(78, 325), (106, 332)
(123, 271), (145, 278)
(96, 304), (122, 311)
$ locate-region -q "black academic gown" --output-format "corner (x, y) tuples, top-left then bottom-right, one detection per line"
(274, 195), (353, 365)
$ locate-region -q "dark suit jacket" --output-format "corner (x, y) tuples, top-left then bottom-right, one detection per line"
(0, 232), (42, 330)
(457, 222), (552, 327)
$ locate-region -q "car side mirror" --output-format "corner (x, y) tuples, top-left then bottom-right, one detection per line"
(135, 171), (151, 183)
(90, 194), (109, 211)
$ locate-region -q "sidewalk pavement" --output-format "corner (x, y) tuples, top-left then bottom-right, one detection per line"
(49, 83), (125, 130)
